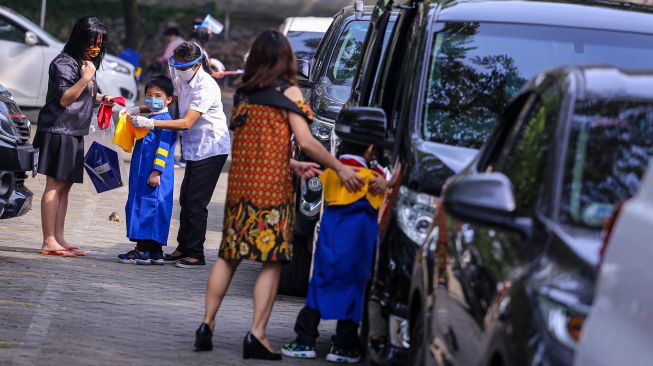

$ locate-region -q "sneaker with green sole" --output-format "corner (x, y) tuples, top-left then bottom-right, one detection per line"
(281, 341), (317, 359)
(326, 344), (361, 363)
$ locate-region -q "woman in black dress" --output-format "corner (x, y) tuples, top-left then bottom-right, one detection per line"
(34, 17), (115, 257)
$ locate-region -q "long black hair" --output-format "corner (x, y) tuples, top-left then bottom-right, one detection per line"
(63, 17), (107, 68)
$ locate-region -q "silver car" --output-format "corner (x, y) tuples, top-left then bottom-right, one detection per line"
(575, 161), (653, 366)
(0, 6), (137, 108)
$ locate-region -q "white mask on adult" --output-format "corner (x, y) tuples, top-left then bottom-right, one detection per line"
(177, 66), (198, 82)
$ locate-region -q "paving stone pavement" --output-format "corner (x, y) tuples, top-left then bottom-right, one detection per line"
(0, 95), (339, 366)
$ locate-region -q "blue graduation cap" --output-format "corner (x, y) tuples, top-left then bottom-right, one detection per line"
(84, 141), (123, 193)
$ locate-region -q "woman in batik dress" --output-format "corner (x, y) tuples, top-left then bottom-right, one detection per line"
(193, 30), (363, 360)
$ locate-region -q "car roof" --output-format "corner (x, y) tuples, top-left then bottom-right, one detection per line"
(522, 66), (653, 104)
(578, 67), (653, 101)
(437, 0), (653, 35)
(284, 17), (333, 33)
(338, 5), (377, 17)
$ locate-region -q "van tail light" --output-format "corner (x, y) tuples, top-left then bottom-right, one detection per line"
(598, 203), (623, 267)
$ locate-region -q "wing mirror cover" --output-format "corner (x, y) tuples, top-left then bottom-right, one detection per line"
(443, 172), (532, 238)
(25, 31), (39, 46)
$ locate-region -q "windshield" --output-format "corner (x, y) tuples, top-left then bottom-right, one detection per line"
(287, 31), (324, 61)
(422, 22), (653, 149)
(560, 100), (653, 230)
(322, 20), (370, 104)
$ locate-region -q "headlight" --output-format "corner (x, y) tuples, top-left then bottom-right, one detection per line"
(537, 295), (587, 349)
(0, 114), (18, 143)
(106, 61), (131, 75)
(396, 186), (437, 244)
(310, 118), (333, 142)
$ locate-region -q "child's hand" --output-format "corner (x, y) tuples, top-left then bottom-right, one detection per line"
(369, 172), (388, 195)
(148, 171), (161, 188)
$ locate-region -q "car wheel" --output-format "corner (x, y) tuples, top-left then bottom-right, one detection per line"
(410, 304), (426, 366)
(278, 232), (311, 296)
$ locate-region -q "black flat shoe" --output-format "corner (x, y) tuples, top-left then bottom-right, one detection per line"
(194, 323), (213, 351)
(243, 332), (281, 360)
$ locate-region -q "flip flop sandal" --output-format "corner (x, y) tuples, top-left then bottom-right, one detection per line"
(39, 249), (76, 257)
(64, 247), (86, 256)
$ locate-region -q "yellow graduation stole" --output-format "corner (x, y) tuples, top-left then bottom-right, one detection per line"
(320, 168), (385, 210)
(112, 112), (149, 153)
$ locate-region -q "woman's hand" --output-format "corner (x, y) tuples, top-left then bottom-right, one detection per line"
(369, 172), (388, 195)
(81, 61), (96, 82)
(336, 164), (364, 192)
(290, 160), (322, 179)
(148, 171), (161, 187)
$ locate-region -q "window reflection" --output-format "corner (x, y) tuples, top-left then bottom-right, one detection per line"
(561, 100), (653, 229)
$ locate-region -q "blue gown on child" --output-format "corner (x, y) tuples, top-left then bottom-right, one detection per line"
(305, 199), (379, 324)
(125, 111), (177, 245)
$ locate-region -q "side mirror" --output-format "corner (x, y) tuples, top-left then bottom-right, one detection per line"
(297, 59), (311, 80)
(334, 106), (391, 148)
(443, 172), (532, 238)
(25, 31), (39, 46)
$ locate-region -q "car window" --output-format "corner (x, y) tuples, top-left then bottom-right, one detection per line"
(326, 21), (369, 86)
(422, 22), (653, 150)
(560, 100), (653, 229)
(494, 89), (559, 216)
(0, 17), (25, 43)
(287, 31), (324, 61)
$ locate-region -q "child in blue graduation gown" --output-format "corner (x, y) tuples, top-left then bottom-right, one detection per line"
(282, 142), (387, 363)
(118, 75), (177, 265)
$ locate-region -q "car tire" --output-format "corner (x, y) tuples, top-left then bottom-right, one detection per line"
(278, 232), (311, 297)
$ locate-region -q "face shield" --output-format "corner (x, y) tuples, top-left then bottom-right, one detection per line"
(168, 53), (204, 91)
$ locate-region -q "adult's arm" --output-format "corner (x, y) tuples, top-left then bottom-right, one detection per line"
(153, 109), (202, 130)
(285, 86), (363, 191)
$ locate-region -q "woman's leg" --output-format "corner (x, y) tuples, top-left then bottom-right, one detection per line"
(203, 257), (241, 328)
(54, 181), (74, 247)
(251, 262), (283, 351)
(41, 177), (68, 250)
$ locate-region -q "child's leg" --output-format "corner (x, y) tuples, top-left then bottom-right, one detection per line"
(333, 320), (361, 350)
(41, 176), (68, 250)
(53, 181), (74, 247)
(148, 240), (163, 254)
(282, 306), (320, 358)
(294, 306), (321, 347)
(135, 241), (150, 252)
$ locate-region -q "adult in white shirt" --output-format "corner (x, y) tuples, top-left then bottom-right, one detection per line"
(133, 41), (230, 268)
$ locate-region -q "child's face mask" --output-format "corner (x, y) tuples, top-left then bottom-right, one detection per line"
(145, 97), (165, 111)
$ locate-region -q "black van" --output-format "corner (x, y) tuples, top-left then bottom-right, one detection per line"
(421, 66), (653, 365)
(0, 84), (37, 219)
(280, 3), (397, 296)
(335, 0), (653, 364)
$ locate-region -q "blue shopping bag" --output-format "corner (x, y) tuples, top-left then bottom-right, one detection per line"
(84, 141), (123, 193)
